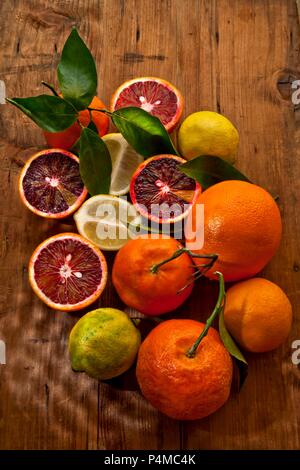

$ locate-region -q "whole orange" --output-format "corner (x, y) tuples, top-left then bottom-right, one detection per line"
(44, 96), (109, 150)
(136, 319), (233, 420)
(112, 235), (194, 316)
(224, 278), (292, 353)
(185, 180), (282, 281)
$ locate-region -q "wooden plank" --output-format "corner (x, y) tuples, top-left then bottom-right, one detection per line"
(0, 0), (181, 450)
(0, 0), (299, 450)
(182, 0), (300, 449)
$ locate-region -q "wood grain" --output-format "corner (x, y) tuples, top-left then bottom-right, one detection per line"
(0, 0), (299, 450)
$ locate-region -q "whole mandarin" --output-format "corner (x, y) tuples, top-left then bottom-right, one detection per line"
(224, 278), (292, 353)
(136, 319), (233, 420)
(112, 235), (194, 316)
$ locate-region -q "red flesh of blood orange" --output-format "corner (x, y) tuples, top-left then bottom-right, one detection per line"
(130, 155), (201, 224)
(111, 77), (184, 132)
(29, 233), (107, 311)
(19, 149), (87, 218)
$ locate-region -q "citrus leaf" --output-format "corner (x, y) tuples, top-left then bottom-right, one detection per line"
(41, 81), (59, 96)
(6, 95), (77, 132)
(180, 155), (251, 190)
(79, 128), (112, 195)
(71, 137), (80, 155)
(57, 28), (97, 111)
(219, 309), (248, 389)
(72, 121), (98, 155)
(235, 360), (248, 390)
(87, 120), (98, 133)
(111, 107), (178, 158)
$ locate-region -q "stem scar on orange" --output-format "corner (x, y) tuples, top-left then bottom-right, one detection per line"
(44, 96), (109, 150)
(186, 180), (282, 282)
(112, 235), (195, 316)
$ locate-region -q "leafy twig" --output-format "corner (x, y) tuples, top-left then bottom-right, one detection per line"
(186, 272), (225, 358)
(41, 81), (59, 96)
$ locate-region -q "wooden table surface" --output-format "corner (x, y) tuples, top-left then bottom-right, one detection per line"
(0, 0), (300, 450)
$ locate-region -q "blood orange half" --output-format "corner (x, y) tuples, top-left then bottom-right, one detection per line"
(19, 149), (87, 218)
(29, 233), (107, 311)
(130, 155), (201, 224)
(111, 77), (184, 133)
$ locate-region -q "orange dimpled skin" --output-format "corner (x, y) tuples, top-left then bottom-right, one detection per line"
(112, 235), (194, 316)
(186, 180), (282, 282)
(136, 319), (233, 420)
(224, 278), (292, 353)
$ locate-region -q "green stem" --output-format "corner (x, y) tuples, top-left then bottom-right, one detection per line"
(87, 107), (112, 116)
(41, 81), (59, 96)
(150, 248), (186, 274)
(77, 119), (84, 129)
(150, 247), (217, 274)
(186, 272), (225, 358)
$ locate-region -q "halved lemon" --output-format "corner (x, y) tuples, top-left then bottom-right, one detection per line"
(74, 195), (141, 251)
(102, 133), (143, 196)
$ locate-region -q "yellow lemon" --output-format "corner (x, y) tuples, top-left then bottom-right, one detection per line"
(69, 308), (141, 380)
(178, 111), (239, 164)
(74, 195), (141, 251)
(102, 133), (143, 196)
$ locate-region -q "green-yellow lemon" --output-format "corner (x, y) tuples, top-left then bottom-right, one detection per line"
(69, 308), (141, 380)
(178, 111), (239, 164)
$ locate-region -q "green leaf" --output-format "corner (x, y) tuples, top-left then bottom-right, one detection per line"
(180, 155), (251, 190)
(71, 137), (80, 155)
(111, 107), (178, 158)
(87, 120), (98, 133)
(57, 28), (97, 111)
(219, 309), (248, 389)
(41, 81), (59, 96)
(6, 95), (77, 132)
(79, 127), (112, 195)
(72, 121), (98, 155)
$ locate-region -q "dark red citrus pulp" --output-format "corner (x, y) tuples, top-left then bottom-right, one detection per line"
(111, 77), (183, 132)
(19, 149), (87, 218)
(130, 155), (201, 224)
(29, 234), (107, 311)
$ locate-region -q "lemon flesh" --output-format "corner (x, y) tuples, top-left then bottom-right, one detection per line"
(74, 194), (141, 251)
(102, 133), (143, 196)
(69, 308), (141, 380)
(178, 111), (239, 164)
